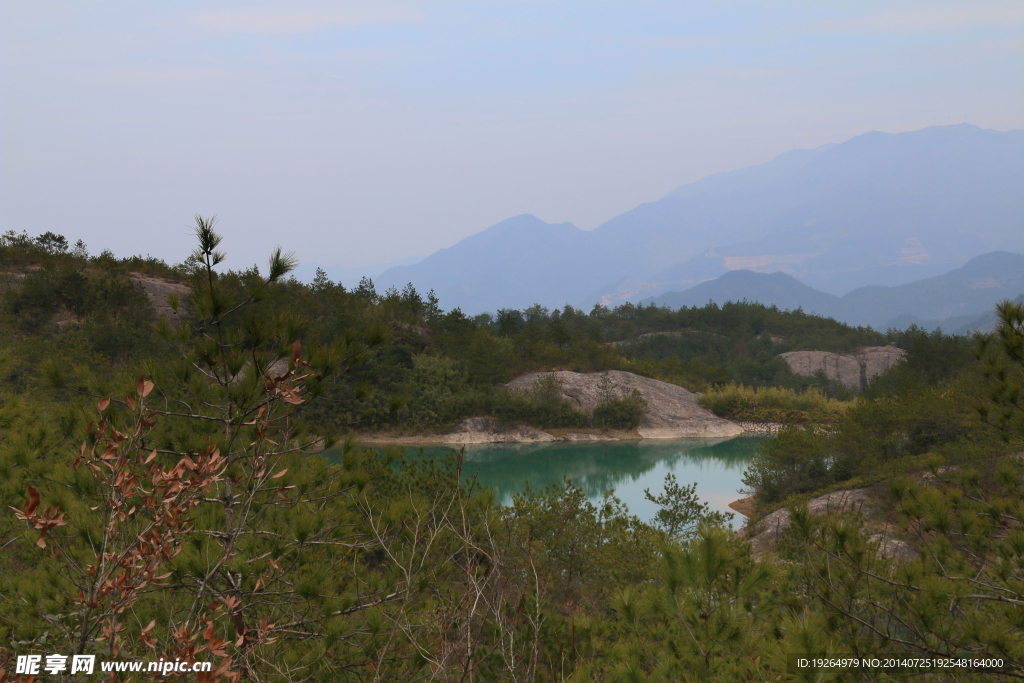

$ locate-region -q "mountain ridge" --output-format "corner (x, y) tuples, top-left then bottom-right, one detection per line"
(644, 251), (1024, 331)
(377, 124), (1024, 314)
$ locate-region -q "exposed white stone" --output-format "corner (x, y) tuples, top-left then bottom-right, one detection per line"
(506, 370), (744, 439)
(779, 346), (905, 389)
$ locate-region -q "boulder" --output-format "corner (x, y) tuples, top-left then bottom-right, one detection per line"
(870, 533), (917, 562)
(806, 488), (872, 515)
(748, 488), (873, 556)
(506, 370), (743, 439)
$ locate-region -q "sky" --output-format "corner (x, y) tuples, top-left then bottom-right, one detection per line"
(2, 1), (1022, 272)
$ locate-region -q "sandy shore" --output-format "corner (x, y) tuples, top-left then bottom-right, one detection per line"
(728, 496), (756, 517)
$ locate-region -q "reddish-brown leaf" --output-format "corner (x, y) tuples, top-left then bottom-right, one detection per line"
(292, 339), (301, 366)
(271, 469), (288, 479)
(280, 392), (303, 405)
(97, 397), (110, 412)
(24, 486), (40, 515)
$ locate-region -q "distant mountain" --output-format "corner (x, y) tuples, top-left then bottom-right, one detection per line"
(841, 251), (1024, 327)
(376, 215), (615, 313)
(379, 124), (1024, 314)
(644, 252), (1024, 331)
(950, 294), (1024, 335)
(644, 270), (842, 316)
(584, 252), (729, 307)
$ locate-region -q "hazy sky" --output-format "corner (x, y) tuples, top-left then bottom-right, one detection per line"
(2, 1), (1022, 271)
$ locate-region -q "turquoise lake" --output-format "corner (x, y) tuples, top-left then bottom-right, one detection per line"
(361, 437), (761, 525)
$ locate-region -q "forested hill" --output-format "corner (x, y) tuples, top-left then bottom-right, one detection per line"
(3, 226), (1023, 680)
(4, 228), (886, 435)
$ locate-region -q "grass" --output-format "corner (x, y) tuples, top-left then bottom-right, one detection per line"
(699, 383), (853, 424)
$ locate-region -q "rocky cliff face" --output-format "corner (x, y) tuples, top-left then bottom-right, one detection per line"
(507, 370), (744, 439)
(779, 346), (905, 389)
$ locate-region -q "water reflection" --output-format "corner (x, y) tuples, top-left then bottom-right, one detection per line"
(383, 437), (762, 524)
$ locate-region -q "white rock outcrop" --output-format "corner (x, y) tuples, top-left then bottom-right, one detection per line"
(746, 488), (916, 562)
(870, 533), (916, 561)
(748, 488), (872, 556)
(506, 370), (744, 439)
(440, 417), (555, 445)
(129, 274), (190, 321)
(780, 346), (905, 389)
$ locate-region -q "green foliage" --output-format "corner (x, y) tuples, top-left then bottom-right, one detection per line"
(5, 229), (1024, 680)
(867, 325), (977, 397)
(593, 375), (648, 430)
(743, 426), (837, 505)
(740, 317), (1005, 510)
(504, 479), (659, 610)
(700, 383), (853, 423)
(405, 353), (466, 423)
(2, 227), (914, 435)
(781, 455), (1024, 677)
(644, 473), (731, 541)
(606, 300), (884, 391)
(600, 527), (779, 682)
(0, 221), (387, 680)
(744, 370), (995, 508)
(6, 265), (151, 331)
(978, 300), (1024, 441)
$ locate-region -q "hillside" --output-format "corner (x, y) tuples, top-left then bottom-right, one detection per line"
(646, 251), (1024, 331)
(376, 124), (1024, 314)
(841, 251), (1024, 327)
(4, 227), (1021, 680)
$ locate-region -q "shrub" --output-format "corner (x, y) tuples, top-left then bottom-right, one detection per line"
(699, 383), (852, 423)
(5, 264), (150, 331)
(486, 385), (589, 429)
(594, 387), (647, 430)
(530, 372), (566, 406)
(742, 425), (835, 505)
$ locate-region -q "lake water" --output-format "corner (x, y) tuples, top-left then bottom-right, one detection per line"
(363, 437), (761, 525)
